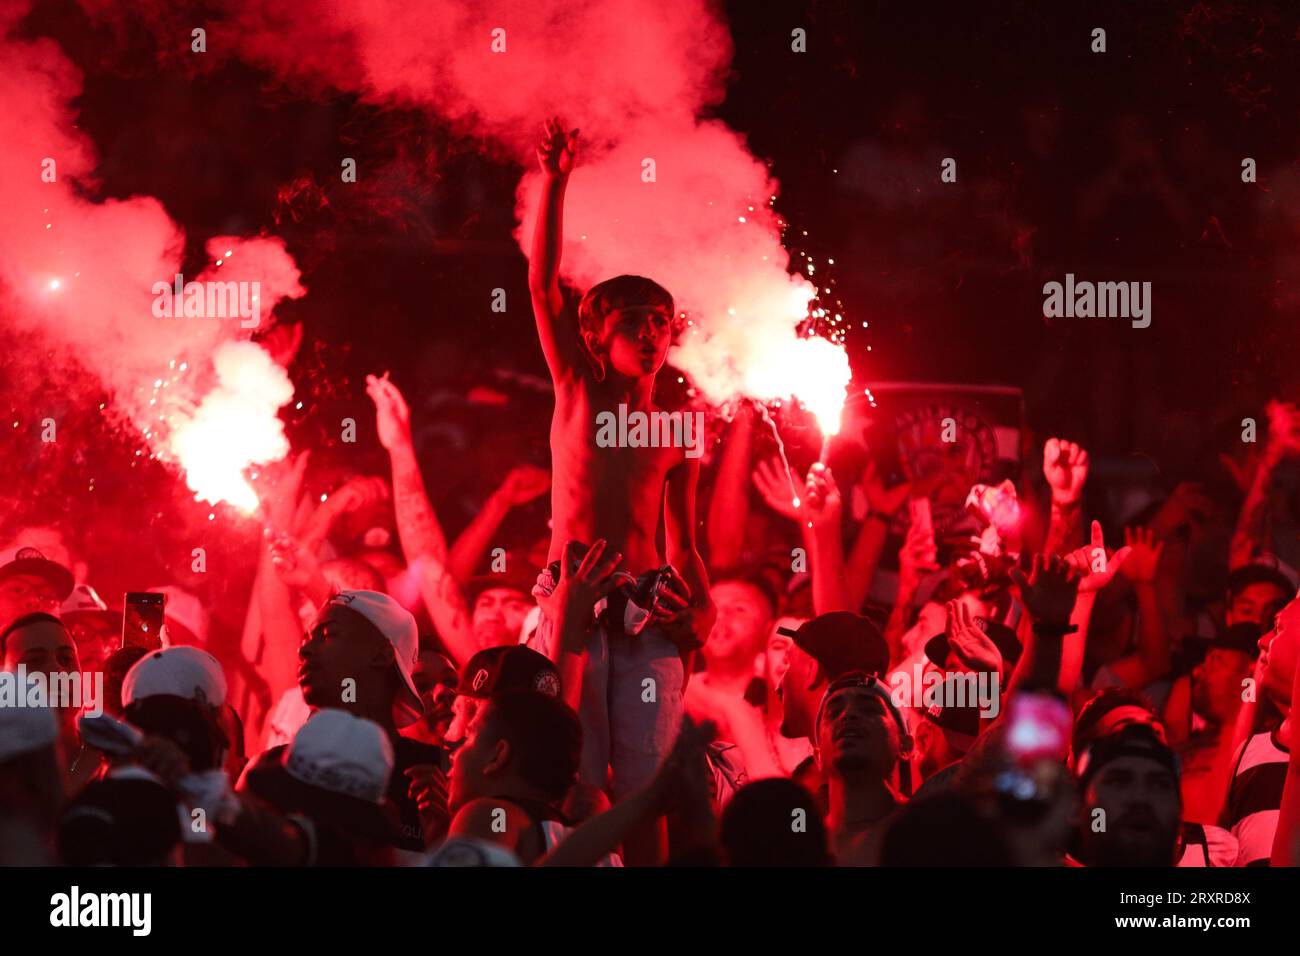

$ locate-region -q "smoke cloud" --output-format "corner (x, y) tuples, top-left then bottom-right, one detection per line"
(147, 0), (841, 416)
(0, 0), (304, 510)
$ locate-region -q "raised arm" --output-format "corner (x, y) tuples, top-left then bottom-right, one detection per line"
(1056, 520), (1131, 696)
(365, 374), (477, 665)
(448, 464), (549, 581)
(529, 117), (582, 381)
(1042, 438), (1088, 556)
(705, 402), (756, 571)
(1230, 401), (1300, 568)
(801, 463), (848, 614)
(663, 454), (716, 651)
(1006, 555), (1081, 698)
(844, 461), (911, 611)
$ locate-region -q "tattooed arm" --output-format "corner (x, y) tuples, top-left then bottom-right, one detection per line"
(366, 374), (477, 665)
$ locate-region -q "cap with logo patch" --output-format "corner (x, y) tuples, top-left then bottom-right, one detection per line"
(0, 547), (75, 602)
(456, 645), (560, 700)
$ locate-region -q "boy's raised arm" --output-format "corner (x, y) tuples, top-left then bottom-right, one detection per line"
(529, 117), (581, 381)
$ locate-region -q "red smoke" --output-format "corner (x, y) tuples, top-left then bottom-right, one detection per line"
(0, 0), (304, 509)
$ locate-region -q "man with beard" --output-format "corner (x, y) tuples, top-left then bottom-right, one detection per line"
(465, 571), (537, 649)
(1072, 723), (1184, 866)
(682, 575), (787, 779)
(814, 671), (912, 862)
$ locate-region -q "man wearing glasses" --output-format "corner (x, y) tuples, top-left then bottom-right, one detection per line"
(0, 547), (75, 632)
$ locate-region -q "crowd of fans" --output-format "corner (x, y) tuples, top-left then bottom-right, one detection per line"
(3, 382), (1299, 867)
(2, 120), (1299, 867)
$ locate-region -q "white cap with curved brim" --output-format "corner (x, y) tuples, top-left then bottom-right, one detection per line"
(286, 708), (394, 803)
(121, 645), (227, 709)
(326, 590), (422, 728)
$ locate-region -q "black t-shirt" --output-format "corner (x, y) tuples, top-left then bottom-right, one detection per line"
(390, 735), (450, 851)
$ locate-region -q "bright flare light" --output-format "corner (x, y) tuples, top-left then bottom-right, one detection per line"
(744, 334), (852, 438)
(167, 341), (293, 514)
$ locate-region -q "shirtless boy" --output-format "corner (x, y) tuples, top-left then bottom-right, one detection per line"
(526, 118), (715, 839)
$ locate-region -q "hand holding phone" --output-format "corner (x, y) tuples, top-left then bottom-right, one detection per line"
(121, 592), (165, 650)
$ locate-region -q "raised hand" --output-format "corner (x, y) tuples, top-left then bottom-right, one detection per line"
(542, 539), (624, 626)
(898, 509), (939, 586)
(1119, 526), (1164, 584)
(261, 450), (311, 531)
(1010, 554), (1080, 628)
(267, 530), (320, 591)
(498, 464), (551, 506)
(1043, 437), (1089, 505)
(861, 460), (911, 517)
(406, 763), (451, 842)
(537, 116), (579, 178)
(944, 600), (1002, 676)
(1149, 480), (1215, 534)
(752, 457), (803, 522)
(326, 474), (390, 516)
(1063, 520), (1132, 593)
(801, 462), (842, 529)
(365, 373), (412, 451)
(647, 715), (718, 814)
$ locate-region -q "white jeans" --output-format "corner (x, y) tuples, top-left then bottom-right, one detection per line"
(528, 575), (684, 799)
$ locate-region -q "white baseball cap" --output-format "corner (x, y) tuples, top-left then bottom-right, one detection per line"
(325, 590), (421, 727)
(285, 709), (394, 803)
(121, 646), (227, 709)
(0, 694), (60, 763)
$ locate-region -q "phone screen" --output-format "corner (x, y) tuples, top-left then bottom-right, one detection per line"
(121, 592), (166, 650)
(1004, 692), (1072, 766)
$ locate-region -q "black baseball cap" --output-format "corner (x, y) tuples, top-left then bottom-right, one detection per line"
(777, 612), (889, 680)
(919, 674), (987, 739)
(0, 547), (75, 602)
(456, 645), (560, 699)
(1076, 722), (1179, 788)
(924, 617), (1022, 671)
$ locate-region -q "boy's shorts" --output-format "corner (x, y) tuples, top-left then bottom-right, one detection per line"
(527, 566), (684, 799)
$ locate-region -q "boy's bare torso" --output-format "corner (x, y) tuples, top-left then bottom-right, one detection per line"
(548, 376), (682, 571)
